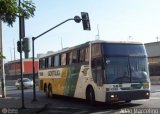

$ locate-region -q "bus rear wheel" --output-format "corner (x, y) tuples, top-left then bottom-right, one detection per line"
(47, 85), (53, 98)
(86, 87), (95, 105)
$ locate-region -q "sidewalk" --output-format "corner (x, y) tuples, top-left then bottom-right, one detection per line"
(0, 96), (50, 114)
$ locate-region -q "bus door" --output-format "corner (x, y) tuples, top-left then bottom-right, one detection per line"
(91, 57), (104, 86)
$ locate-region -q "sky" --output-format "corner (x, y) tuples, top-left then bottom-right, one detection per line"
(2, 0), (160, 62)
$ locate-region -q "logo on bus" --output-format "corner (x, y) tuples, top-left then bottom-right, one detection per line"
(48, 70), (61, 77)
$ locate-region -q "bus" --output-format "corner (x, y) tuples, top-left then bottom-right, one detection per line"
(38, 40), (150, 104)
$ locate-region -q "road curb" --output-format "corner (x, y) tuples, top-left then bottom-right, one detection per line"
(18, 103), (50, 114)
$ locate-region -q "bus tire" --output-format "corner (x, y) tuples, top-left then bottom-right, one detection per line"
(125, 100), (131, 103)
(44, 84), (48, 97)
(86, 86), (95, 105)
(48, 84), (53, 98)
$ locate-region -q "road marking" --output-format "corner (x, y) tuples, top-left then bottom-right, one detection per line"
(150, 97), (160, 99)
(136, 97), (160, 102)
(90, 110), (115, 114)
(74, 111), (89, 114)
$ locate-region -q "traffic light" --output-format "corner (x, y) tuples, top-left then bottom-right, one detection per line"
(17, 41), (21, 53)
(81, 12), (91, 30)
(17, 38), (30, 53)
(22, 38), (30, 52)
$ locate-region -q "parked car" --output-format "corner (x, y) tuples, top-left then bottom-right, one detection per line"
(15, 78), (33, 89)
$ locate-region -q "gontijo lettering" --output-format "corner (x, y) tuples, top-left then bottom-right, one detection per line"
(48, 70), (60, 76)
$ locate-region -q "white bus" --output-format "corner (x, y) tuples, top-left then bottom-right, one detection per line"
(38, 40), (150, 104)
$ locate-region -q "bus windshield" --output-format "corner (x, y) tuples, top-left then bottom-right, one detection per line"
(105, 57), (149, 84)
(102, 43), (150, 84)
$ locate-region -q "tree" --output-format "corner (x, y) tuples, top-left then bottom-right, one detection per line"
(0, 52), (5, 60)
(0, 0), (36, 59)
(0, 0), (36, 26)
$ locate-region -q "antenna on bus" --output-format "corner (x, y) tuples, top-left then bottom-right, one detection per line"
(95, 24), (100, 40)
(13, 39), (16, 60)
(10, 47), (12, 61)
(61, 37), (63, 49)
(156, 36), (159, 42)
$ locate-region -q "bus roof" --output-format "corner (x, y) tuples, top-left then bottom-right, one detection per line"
(90, 40), (143, 45)
(39, 40), (143, 58)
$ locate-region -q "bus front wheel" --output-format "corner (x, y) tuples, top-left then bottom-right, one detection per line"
(125, 100), (131, 103)
(86, 86), (95, 105)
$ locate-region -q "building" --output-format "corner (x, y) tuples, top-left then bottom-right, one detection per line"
(145, 42), (160, 84)
(4, 59), (39, 80)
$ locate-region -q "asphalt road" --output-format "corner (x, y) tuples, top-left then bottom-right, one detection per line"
(4, 85), (160, 114)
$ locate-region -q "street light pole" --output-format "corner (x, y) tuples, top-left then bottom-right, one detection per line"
(32, 13), (91, 101)
(32, 18), (80, 101)
(32, 37), (36, 101)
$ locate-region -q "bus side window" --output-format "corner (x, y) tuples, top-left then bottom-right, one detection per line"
(85, 47), (89, 62)
(39, 59), (42, 69)
(48, 56), (52, 68)
(61, 53), (66, 66)
(80, 49), (85, 63)
(69, 52), (72, 64)
(45, 58), (48, 68)
(72, 50), (78, 63)
(66, 53), (69, 65)
(51, 56), (54, 67)
(77, 50), (80, 63)
(92, 44), (101, 58)
(54, 55), (60, 67)
(59, 54), (61, 66)
(42, 58), (45, 69)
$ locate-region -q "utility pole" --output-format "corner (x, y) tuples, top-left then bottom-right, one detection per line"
(0, 20), (6, 98)
(10, 47), (13, 61)
(13, 39), (16, 77)
(156, 36), (159, 42)
(19, 0), (25, 109)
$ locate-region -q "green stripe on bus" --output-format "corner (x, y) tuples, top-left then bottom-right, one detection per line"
(64, 66), (80, 96)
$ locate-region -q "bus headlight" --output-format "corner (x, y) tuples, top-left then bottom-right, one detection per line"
(110, 94), (118, 101)
(111, 95), (114, 98)
(146, 92), (149, 96)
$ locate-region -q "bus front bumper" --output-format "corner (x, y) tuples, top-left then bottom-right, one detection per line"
(106, 90), (150, 102)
